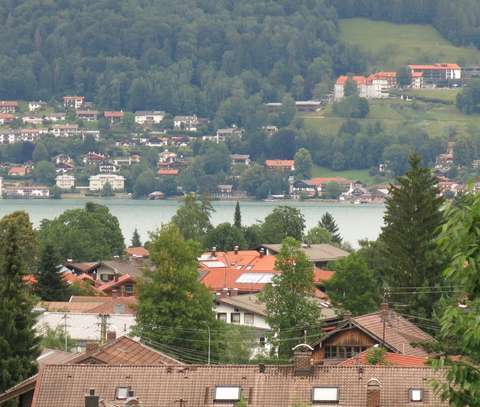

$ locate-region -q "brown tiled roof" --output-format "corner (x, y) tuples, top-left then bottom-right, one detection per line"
(38, 297), (137, 315)
(99, 260), (147, 279)
(339, 351), (428, 367)
(31, 365), (447, 407)
(259, 243), (349, 263)
(69, 337), (182, 366)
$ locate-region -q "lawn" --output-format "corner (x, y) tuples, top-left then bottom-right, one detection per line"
(311, 165), (381, 185)
(402, 88), (460, 103)
(339, 18), (480, 70)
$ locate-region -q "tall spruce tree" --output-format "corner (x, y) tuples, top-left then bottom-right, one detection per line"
(131, 228), (142, 247)
(319, 212), (342, 244)
(260, 237), (320, 358)
(36, 242), (69, 301)
(0, 212), (40, 392)
(234, 201), (242, 228)
(380, 154), (445, 318)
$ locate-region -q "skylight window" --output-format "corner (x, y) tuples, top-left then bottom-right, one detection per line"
(214, 386), (241, 401)
(410, 388), (423, 402)
(312, 387), (339, 403)
(236, 273), (274, 284)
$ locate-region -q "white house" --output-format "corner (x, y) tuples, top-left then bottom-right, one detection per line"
(134, 111), (166, 125)
(56, 174), (75, 190)
(28, 101), (46, 112)
(173, 115), (199, 132)
(89, 174), (125, 191)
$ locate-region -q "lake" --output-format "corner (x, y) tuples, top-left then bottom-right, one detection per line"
(0, 199), (385, 247)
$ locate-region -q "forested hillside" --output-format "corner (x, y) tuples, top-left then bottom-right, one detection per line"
(332, 0), (480, 49)
(0, 0), (364, 117)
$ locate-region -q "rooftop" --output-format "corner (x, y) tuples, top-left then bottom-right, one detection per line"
(259, 243), (349, 263)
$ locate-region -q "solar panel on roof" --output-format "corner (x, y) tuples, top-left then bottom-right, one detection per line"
(236, 273), (274, 284)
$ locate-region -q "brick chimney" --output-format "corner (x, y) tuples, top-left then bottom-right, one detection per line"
(292, 344), (314, 376)
(367, 379), (381, 407)
(234, 245), (239, 255)
(85, 389), (99, 407)
(106, 330), (117, 343)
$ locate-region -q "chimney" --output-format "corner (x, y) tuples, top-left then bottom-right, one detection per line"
(211, 246), (217, 257)
(106, 330), (116, 343)
(234, 245), (239, 255)
(85, 389), (99, 407)
(85, 342), (99, 353)
(367, 379), (381, 407)
(292, 344), (314, 376)
(230, 288), (239, 297)
(259, 248), (265, 258)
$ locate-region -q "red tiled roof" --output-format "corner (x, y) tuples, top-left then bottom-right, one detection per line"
(409, 63), (461, 70)
(336, 75), (367, 86)
(23, 274), (38, 285)
(304, 177), (351, 186)
(0, 100), (18, 107)
(8, 166), (28, 176)
(339, 351), (428, 367)
(127, 246), (150, 258)
(98, 274), (135, 293)
(314, 269), (334, 283)
(265, 159), (294, 168)
(157, 169), (179, 176)
(31, 364), (448, 407)
(0, 113), (16, 120)
(104, 111), (124, 118)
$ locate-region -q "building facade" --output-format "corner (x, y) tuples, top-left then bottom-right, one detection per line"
(89, 174), (125, 191)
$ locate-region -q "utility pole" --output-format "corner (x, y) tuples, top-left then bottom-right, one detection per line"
(381, 287), (390, 349)
(62, 313), (69, 352)
(98, 314), (110, 345)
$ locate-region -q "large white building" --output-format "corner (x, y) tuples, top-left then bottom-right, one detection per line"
(134, 111), (166, 125)
(56, 174), (75, 190)
(89, 174), (125, 191)
(334, 72), (397, 101)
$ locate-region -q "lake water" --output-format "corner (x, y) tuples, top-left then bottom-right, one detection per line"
(0, 199), (385, 247)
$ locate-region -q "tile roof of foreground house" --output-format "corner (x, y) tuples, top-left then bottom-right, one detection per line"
(339, 351), (428, 367)
(0, 337), (182, 406)
(126, 247), (150, 258)
(31, 364), (448, 407)
(37, 296), (137, 315)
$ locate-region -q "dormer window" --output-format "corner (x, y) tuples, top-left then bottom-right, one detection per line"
(116, 387), (129, 400)
(214, 386), (241, 402)
(312, 387), (339, 403)
(410, 388), (423, 402)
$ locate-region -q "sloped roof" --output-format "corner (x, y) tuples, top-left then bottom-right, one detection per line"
(265, 159), (294, 168)
(31, 364), (447, 407)
(259, 243), (349, 263)
(339, 351), (428, 367)
(98, 274), (135, 293)
(126, 247), (150, 258)
(38, 297), (137, 315)
(304, 177), (352, 186)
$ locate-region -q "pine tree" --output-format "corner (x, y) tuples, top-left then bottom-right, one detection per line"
(0, 212), (40, 392)
(36, 242), (69, 301)
(260, 237), (320, 358)
(380, 154), (445, 318)
(234, 201), (241, 228)
(319, 212), (342, 244)
(131, 228), (142, 247)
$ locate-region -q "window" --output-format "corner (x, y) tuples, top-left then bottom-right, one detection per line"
(124, 284), (134, 294)
(312, 387), (339, 403)
(231, 313), (240, 324)
(217, 313), (227, 322)
(116, 387), (129, 400)
(324, 345), (367, 359)
(259, 337), (266, 347)
(410, 389), (423, 402)
(244, 313), (254, 325)
(214, 386), (240, 402)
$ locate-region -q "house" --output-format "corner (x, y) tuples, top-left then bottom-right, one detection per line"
(258, 243), (349, 268)
(263, 125), (278, 136)
(98, 274), (136, 296)
(76, 110), (98, 121)
(99, 164), (118, 174)
(112, 157), (132, 167)
(134, 111), (165, 125)
(292, 177), (352, 197)
(28, 101), (46, 112)
(0, 129), (18, 144)
(0, 100), (19, 113)
(230, 154), (251, 166)
(8, 165), (30, 177)
(173, 115), (199, 131)
(334, 74), (394, 100)
(4, 185), (49, 199)
(126, 246), (149, 259)
(29, 362), (448, 407)
(82, 152), (108, 166)
(198, 250), (333, 295)
(55, 174), (75, 190)
(89, 174), (125, 191)
(43, 112), (66, 122)
(215, 127), (244, 142)
(50, 124), (79, 137)
(0, 113), (16, 124)
(22, 116), (44, 125)
(265, 159), (295, 172)
(20, 128), (45, 142)
(94, 259), (146, 283)
(311, 305), (433, 364)
(295, 100), (322, 111)
(104, 111), (124, 124)
(158, 150), (177, 165)
(63, 96), (85, 110)
(409, 63), (462, 86)
(0, 336), (182, 407)
(215, 184), (233, 199)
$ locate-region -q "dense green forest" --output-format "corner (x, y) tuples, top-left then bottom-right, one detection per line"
(332, 0), (480, 48)
(0, 0), (367, 117)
